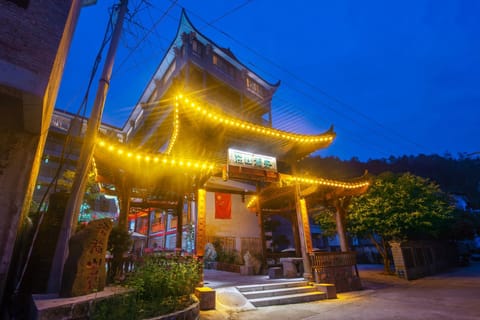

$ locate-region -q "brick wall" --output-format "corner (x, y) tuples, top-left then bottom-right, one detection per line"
(0, 0), (71, 77)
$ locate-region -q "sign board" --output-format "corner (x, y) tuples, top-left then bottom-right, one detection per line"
(228, 148), (277, 172)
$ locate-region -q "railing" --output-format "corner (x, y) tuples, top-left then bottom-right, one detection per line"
(310, 251), (357, 269)
(309, 252), (361, 292)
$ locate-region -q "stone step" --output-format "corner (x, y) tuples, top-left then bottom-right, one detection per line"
(236, 281), (309, 293)
(241, 285), (318, 300)
(248, 291), (327, 307)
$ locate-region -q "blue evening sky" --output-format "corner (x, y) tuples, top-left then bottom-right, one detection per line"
(56, 0), (480, 161)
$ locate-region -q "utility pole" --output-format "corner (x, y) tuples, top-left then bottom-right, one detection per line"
(48, 0), (129, 293)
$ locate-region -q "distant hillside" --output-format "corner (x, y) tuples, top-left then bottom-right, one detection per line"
(299, 154), (480, 209)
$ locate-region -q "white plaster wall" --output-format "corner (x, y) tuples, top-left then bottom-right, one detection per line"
(205, 192), (260, 250)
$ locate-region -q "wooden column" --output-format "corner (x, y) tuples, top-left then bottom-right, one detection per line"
(196, 189), (207, 257)
(299, 198), (313, 253)
(256, 191), (268, 271)
(176, 196), (184, 251)
(291, 212), (301, 256)
(146, 209), (152, 249)
(294, 185), (313, 280)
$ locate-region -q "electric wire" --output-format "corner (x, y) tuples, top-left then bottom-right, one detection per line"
(169, 3), (431, 156)
(105, 1), (421, 158)
(113, 0), (178, 78)
(14, 4), (117, 293)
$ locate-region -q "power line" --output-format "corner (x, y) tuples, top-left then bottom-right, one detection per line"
(108, 1), (425, 158)
(173, 4), (432, 156)
(204, 0), (254, 26)
(113, 0), (178, 77)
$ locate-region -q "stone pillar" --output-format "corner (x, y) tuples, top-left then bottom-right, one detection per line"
(60, 219), (113, 297)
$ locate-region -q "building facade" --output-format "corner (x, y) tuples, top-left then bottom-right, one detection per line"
(0, 0), (82, 311)
(91, 10), (356, 269)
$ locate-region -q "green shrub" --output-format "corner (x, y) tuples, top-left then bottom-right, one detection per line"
(91, 254), (201, 319)
(91, 291), (137, 319)
(126, 254), (201, 318)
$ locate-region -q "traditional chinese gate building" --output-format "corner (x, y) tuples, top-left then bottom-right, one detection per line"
(93, 10), (369, 284)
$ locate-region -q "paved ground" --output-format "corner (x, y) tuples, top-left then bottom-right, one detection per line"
(200, 261), (480, 320)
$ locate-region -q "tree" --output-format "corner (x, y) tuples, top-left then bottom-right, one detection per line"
(347, 172), (454, 273)
(58, 169), (101, 224)
(311, 206), (337, 238)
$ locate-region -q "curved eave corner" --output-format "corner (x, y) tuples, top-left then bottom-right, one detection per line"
(180, 9), (280, 91)
(175, 94), (336, 154)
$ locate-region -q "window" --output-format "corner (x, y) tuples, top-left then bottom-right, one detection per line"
(163, 60), (175, 85)
(246, 77), (263, 97)
(212, 53), (235, 78)
(192, 40), (204, 57)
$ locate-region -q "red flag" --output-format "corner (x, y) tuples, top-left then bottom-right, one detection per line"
(215, 192), (231, 219)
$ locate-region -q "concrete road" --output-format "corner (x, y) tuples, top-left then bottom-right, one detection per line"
(201, 262), (480, 320)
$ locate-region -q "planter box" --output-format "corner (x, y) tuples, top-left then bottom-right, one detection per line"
(32, 287), (200, 320)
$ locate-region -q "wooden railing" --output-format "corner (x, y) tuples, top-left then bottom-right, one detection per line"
(309, 251), (359, 281)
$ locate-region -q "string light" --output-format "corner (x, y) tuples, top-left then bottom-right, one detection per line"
(166, 99), (180, 155)
(175, 94), (335, 144)
(289, 176), (370, 189)
(97, 138), (215, 172)
(246, 196), (257, 208)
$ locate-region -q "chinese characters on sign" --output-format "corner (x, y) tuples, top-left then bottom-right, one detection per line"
(228, 148), (277, 172)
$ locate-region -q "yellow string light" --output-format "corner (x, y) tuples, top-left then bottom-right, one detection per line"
(246, 196), (257, 208)
(175, 95), (335, 144)
(290, 176), (370, 189)
(96, 138), (216, 173)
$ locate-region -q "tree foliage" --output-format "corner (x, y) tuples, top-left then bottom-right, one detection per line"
(300, 154), (480, 208)
(347, 172), (454, 272)
(348, 172), (454, 241)
(311, 206), (337, 238)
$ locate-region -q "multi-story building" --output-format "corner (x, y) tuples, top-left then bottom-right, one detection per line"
(0, 0), (81, 311)
(91, 10), (348, 264)
(33, 109), (122, 219)
(32, 9), (367, 280)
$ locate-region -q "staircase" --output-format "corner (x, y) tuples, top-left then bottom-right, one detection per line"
(236, 281), (327, 307)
